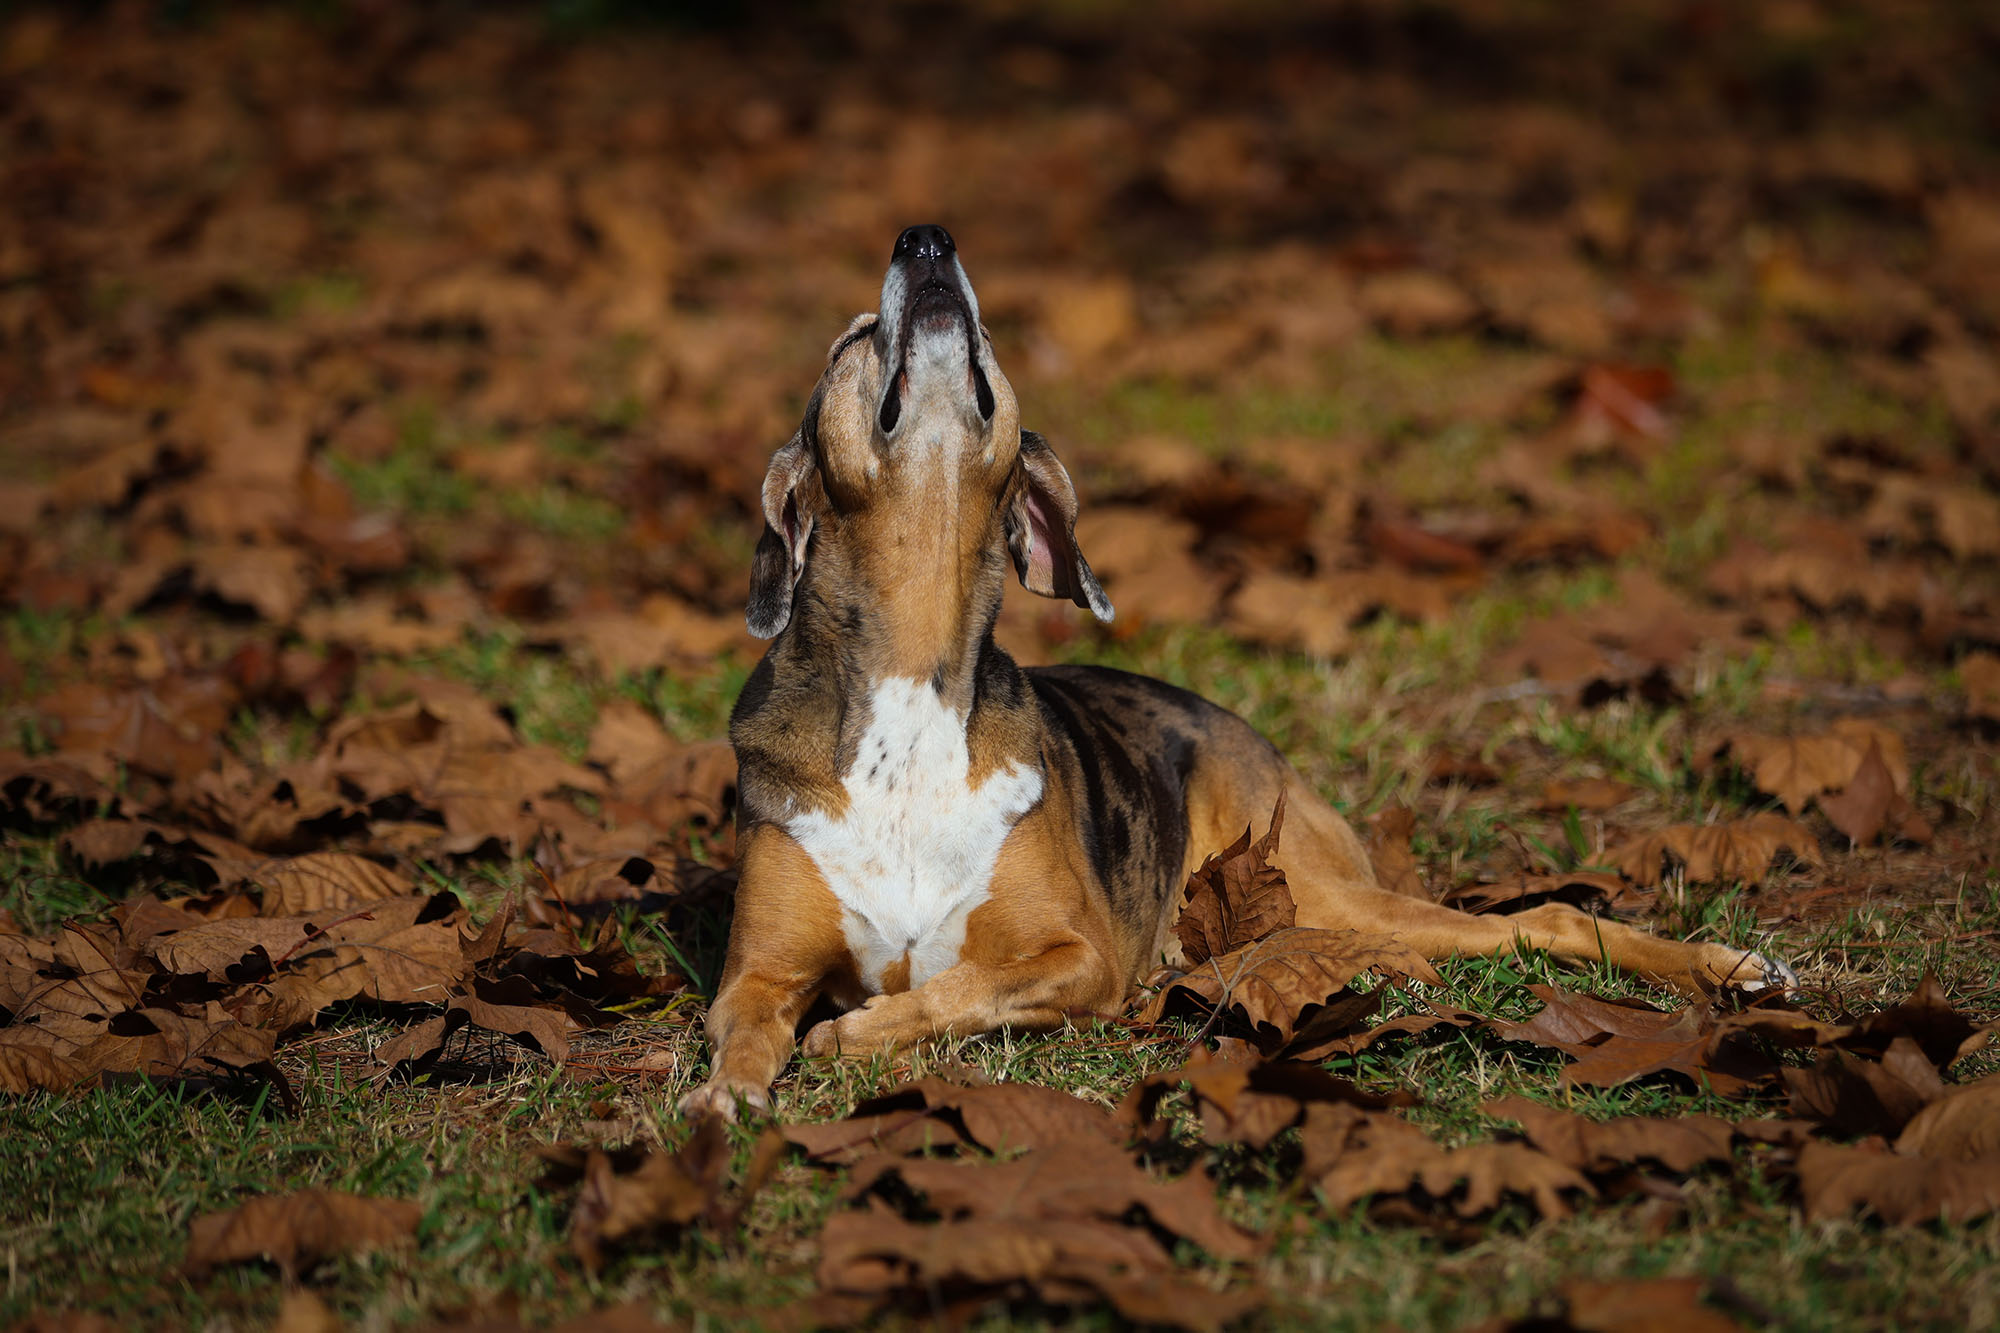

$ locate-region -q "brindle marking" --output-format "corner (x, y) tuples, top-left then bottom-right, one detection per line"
(682, 225), (1794, 1119)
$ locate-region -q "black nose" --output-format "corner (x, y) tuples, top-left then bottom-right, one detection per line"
(893, 224), (955, 263)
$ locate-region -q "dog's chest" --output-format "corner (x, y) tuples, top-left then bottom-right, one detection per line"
(782, 678), (1042, 992)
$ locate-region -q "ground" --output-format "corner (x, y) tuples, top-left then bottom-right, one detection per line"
(2, 2), (1998, 1330)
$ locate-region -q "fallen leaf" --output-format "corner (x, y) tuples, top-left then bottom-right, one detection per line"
(1606, 814), (1820, 887)
(1797, 1141), (2000, 1224)
(258, 852), (413, 916)
(1489, 986), (1777, 1096)
(1481, 1096), (1734, 1175)
(842, 1143), (1262, 1262)
(1557, 1276), (1747, 1333)
(1817, 737), (1932, 846)
(816, 1212), (1259, 1333)
(556, 1116), (736, 1269)
(1174, 793), (1293, 967)
(1705, 720), (1909, 814)
(784, 1078), (1121, 1165)
(1895, 1075), (2000, 1160)
(1123, 1045), (1417, 1150)
(184, 1190), (421, 1279)
(1304, 1105), (1593, 1219)
(1782, 1038), (1944, 1137)
(375, 977), (579, 1069)
(1363, 804), (1427, 900)
(1140, 928), (1440, 1053)
(1963, 651), (2000, 726)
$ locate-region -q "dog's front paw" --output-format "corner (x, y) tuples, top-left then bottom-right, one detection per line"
(800, 994), (906, 1059)
(678, 1078), (771, 1122)
(1704, 946), (1799, 997)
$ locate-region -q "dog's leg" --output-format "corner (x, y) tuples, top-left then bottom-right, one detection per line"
(680, 828), (851, 1120)
(1240, 771), (1793, 998)
(798, 931), (1119, 1057)
(799, 821), (1126, 1058)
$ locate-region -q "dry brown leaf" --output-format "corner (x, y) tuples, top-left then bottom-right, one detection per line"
(1895, 1075), (2000, 1160)
(1225, 571), (1358, 659)
(1356, 269), (1479, 336)
(1817, 737), (1932, 847)
(1362, 803), (1427, 900)
(0, 1028), (89, 1094)
(1555, 1276), (1747, 1333)
(1797, 1141), (2000, 1224)
(1140, 928), (1440, 1053)
(1481, 1096), (1733, 1175)
(184, 1190), (421, 1278)
(1706, 719), (1909, 813)
(1122, 1045), (1418, 1150)
(1781, 1038), (1944, 1138)
(558, 1116), (733, 1269)
(258, 852), (413, 916)
(375, 978), (579, 1069)
(1489, 986), (1777, 1096)
(784, 1078), (1121, 1165)
(1606, 814), (1820, 887)
(1304, 1106), (1593, 1220)
(1174, 793), (1293, 967)
(817, 1212), (1260, 1333)
(843, 1143), (1262, 1262)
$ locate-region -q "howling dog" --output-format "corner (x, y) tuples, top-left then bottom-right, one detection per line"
(681, 225), (1791, 1118)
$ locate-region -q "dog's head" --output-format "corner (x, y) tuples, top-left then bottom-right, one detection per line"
(747, 225), (1114, 639)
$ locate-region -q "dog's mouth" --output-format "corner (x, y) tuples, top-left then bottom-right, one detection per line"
(877, 225), (993, 433)
(909, 274), (967, 328)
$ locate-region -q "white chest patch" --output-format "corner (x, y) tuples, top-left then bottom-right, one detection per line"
(783, 677), (1042, 992)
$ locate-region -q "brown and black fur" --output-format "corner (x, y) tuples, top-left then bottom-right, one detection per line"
(681, 226), (1791, 1120)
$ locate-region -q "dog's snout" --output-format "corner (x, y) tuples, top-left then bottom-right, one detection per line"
(893, 224), (955, 264)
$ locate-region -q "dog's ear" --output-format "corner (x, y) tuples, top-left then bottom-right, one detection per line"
(746, 432), (820, 638)
(1004, 430), (1114, 622)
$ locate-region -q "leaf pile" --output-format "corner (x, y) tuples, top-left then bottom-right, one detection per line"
(0, 880), (684, 1099)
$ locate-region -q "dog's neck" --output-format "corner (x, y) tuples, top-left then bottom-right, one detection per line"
(744, 493), (1031, 807)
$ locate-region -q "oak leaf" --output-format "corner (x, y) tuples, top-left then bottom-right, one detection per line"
(1705, 719), (1909, 813)
(555, 1116), (733, 1269)
(1781, 1038), (1943, 1137)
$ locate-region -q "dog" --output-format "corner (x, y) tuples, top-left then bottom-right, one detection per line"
(680, 225), (1793, 1118)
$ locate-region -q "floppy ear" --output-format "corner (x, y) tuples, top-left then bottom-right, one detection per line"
(746, 433), (820, 638)
(1004, 430), (1114, 622)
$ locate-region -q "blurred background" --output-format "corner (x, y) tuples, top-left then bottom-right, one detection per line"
(1, 0), (1997, 854)
(5, 10), (2000, 1323)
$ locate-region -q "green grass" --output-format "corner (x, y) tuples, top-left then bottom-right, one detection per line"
(8, 236), (2000, 1333)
